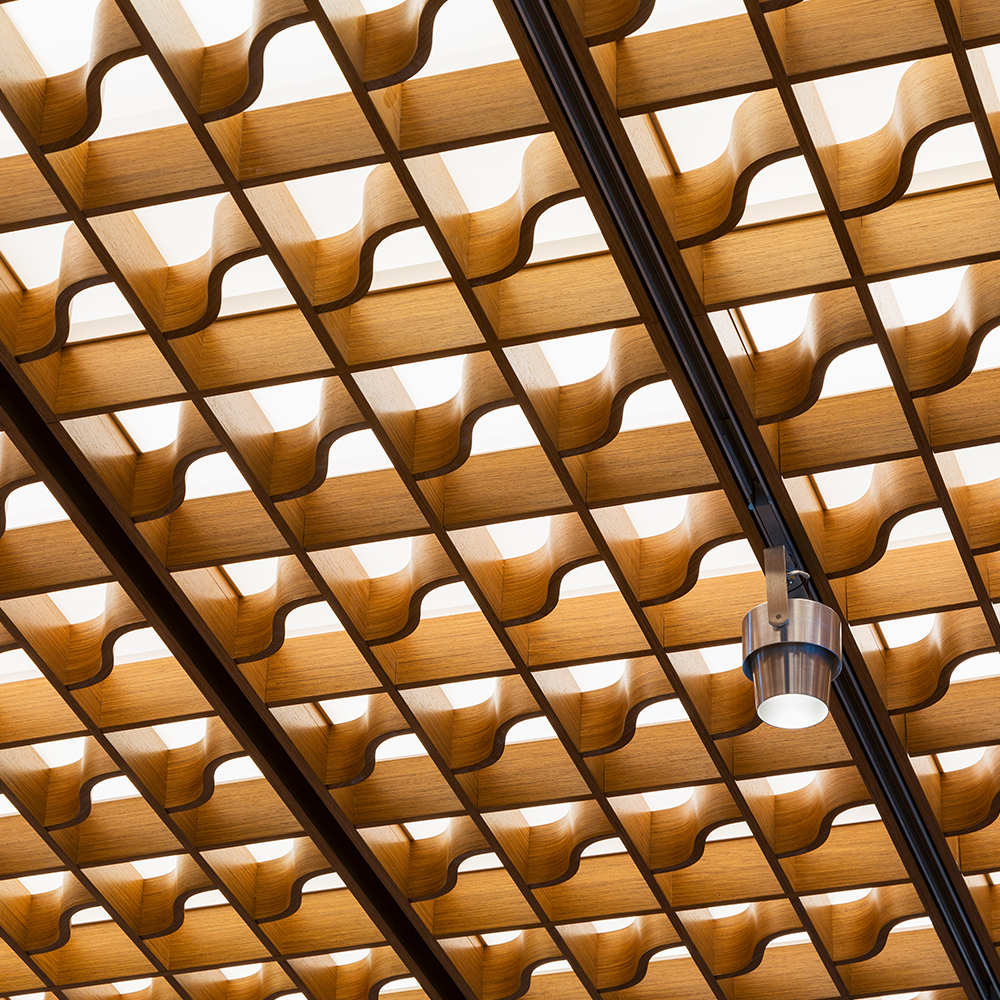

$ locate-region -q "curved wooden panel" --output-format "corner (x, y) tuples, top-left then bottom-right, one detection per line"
(883, 606), (994, 713)
(310, 164), (421, 311)
(498, 514), (600, 627)
(85, 853), (214, 938)
(198, 0), (312, 120)
(361, 0), (450, 89)
(3, 226), (109, 363)
(33, 0), (143, 153)
(820, 457), (938, 577)
(273, 693), (409, 788)
(465, 134), (580, 286)
(672, 89), (799, 248)
(556, 326), (667, 456)
(410, 353), (514, 480)
(0, 873), (97, 954)
(442, 928), (565, 1000)
(404, 674), (542, 773)
(805, 883), (923, 963)
(487, 799), (616, 888)
(903, 258), (1000, 397)
(636, 490), (744, 606)
(682, 898), (802, 977)
(753, 288), (875, 425)
(314, 534), (459, 645)
(0, 737), (118, 830)
(837, 56), (970, 218)
(364, 815), (490, 901)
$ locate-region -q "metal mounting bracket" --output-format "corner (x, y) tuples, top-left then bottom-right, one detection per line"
(764, 545), (789, 629)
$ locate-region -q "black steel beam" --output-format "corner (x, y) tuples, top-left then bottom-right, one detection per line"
(0, 361), (469, 1000)
(501, 2), (1000, 998)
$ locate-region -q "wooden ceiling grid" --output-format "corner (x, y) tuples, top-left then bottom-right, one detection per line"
(0, 1), (994, 1000)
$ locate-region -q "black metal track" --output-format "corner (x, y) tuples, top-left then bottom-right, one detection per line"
(0, 360), (469, 1000)
(503, 1), (1000, 998)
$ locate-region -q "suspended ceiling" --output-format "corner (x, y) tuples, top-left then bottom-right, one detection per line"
(0, 1), (997, 1000)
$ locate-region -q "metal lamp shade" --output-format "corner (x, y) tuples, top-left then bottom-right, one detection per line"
(742, 599), (842, 730)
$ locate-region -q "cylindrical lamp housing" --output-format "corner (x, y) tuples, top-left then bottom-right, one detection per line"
(742, 599), (842, 729)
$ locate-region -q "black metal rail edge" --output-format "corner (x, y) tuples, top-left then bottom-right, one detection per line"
(503, 1), (1000, 997)
(0, 359), (469, 1000)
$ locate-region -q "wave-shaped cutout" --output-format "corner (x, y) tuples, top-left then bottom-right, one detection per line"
(556, 325), (668, 456)
(636, 490), (744, 606)
(314, 533), (459, 645)
(837, 55), (970, 218)
(363, 815), (489, 901)
(819, 457), (937, 577)
(671, 89), (799, 248)
(752, 288), (876, 424)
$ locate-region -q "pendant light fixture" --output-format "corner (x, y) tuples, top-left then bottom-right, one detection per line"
(742, 547), (842, 729)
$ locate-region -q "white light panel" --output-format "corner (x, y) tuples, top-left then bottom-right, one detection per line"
(705, 822), (752, 841)
(351, 537), (412, 577)
(319, 695), (369, 724)
(90, 775), (141, 802)
(439, 135), (535, 212)
(951, 653), (1000, 682)
(708, 903), (750, 919)
(4, 482), (67, 530)
(519, 802), (570, 826)
(414, 0), (518, 78)
(245, 839), (293, 863)
(219, 256), (295, 316)
(619, 381), (688, 430)
(153, 718), (208, 749)
(641, 787), (694, 810)
(470, 405), (539, 454)
(177, 0), (253, 45)
(374, 733), (427, 760)
(818, 345), (893, 398)
(393, 355), (465, 408)
(636, 699), (689, 726)
(184, 453), (251, 499)
(878, 613), (936, 648)
(403, 818), (451, 839)
(0, 221), (70, 287)
(326, 429), (394, 477)
(4, 0), (101, 74)
(134, 195), (225, 266)
(811, 62), (914, 144)
(505, 717), (557, 743)
(538, 328), (616, 386)
(485, 515), (551, 558)
(739, 293), (813, 352)
(222, 557), (280, 595)
(569, 659), (626, 692)
(91, 57), (187, 140)
(765, 771), (817, 795)
(115, 402), (182, 452)
(936, 747), (986, 772)
(440, 677), (497, 709)
(214, 756), (264, 783)
(811, 464), (875, 509)
(878, 264), (968, 325)
(48, 584), (107, 623)
(285, 165), (376, 239)
(370, 228), (450, 291)
(699, 643), (741, 674)
(0, 649), (43, 684)
(655, 94), (749, 172)
(623, 495), (689, 537)
(251, 22), (349, 109)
